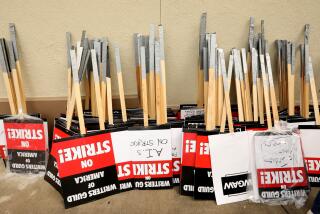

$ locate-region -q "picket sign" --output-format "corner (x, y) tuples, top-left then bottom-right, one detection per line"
(209, 131), (253, 205)
(170, 122), (183, 185)
(250, 131), (309, 203)
(111, 129), (134, 192)
(3, 118), (48, 174)
(194, 130), (218, 200)
(44, 122), (73, 195)
(299, 125), (320, 187)
(180, 128), (198, 196)
(51, 130), (119, 208)
(127, 125), (173, 189)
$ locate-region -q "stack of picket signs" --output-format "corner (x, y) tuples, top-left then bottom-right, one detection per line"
(0, 24), (49, 174)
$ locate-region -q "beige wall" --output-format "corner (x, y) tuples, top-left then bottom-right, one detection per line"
(0, 0), (320, 106)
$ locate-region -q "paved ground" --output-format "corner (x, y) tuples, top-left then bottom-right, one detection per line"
(0, 163), (318, 214)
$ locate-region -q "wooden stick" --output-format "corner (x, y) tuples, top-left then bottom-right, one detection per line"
(90, 72), (97, 116)
(9, 24), (27, 113)
(219, 50), (234, 133)
(100, 40), (108, 120)
(266, 53), (279, 123)
(91, 50), (105, 130)
(134, 34), (142, 107)
(115, 47), (128, 122)
(140, 46), (149, 127)
(70, 49), (86, 134)
(259, 55), (272, 129)
(308, 57), (320, 125)
(206, 34), (217, 130)
(106, 50), (113, 125)
(304, 25), (310, 118)
(241, 48), (253, 121)
(148, 24), (156, 119)
(0, 40), (17, 114)
(251, 48), (259, 122)
(287, 42), (295, 116)
(233, 49), (244, 122)
(300, 45), (305, 117)
(197, 13), (206, 108)
(203, 46), (208, 124)
(159, 25), (167, 124)
(155, 41), (161, 125)
(7, 41), (23, 114)
(217, 56), (224, 125)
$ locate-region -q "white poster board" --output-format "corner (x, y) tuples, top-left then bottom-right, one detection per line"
(209, 131), (253, 205)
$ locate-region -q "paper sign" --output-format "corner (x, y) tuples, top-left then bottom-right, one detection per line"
(4, 121), (47, 173)
(51, 131), (119, 208)
(209, 131), (252, 205)
(251, 132), (309, 202)
(171, 127), (183, 185)
(127, 128), (173, 189)
(111, 130), (134, 191)
(299, 127), (320, 187)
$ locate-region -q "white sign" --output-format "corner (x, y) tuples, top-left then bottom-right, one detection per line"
(209, 131), (253, 205)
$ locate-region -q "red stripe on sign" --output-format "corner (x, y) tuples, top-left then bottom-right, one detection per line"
(53, 127), (70, 140)
(172, 157), (181, 175)
(132, 160), (173, 179)
(181, 132), (197, 167)
(116, 161), (134, 181)
(305, 158), (320, 175)
(195, 135), (211, 169)
(4, 123), (46, 151)
(51, 132), (116, 178)
(257, 167), (308, 188)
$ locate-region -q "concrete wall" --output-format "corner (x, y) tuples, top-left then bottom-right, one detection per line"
(0, 0), (319, 106)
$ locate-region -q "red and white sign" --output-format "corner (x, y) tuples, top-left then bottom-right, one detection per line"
(181, 132), (197, 168)
(4, 122), (46, 151)
(51, 132), (116, 178)
(195, 135), (210, 169)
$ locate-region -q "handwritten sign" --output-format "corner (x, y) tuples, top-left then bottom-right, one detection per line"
(127, 128), (173, 189)
(251, 131), (309, 204)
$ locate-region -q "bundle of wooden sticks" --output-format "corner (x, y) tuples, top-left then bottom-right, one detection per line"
(197, 14), (320, 131)
(276, 24), (319, 124)
(134, 24), (168, 126)
(0, 24), (27, 115)
(65, 31), (127, 134)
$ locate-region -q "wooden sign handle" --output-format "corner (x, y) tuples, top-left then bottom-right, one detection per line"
(260, 55), (272, 129)
(15, 60), (27, 113)
(106, 77), (113, 125)
(117, 72), (127, 122)
(2, 72), (17, 114)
